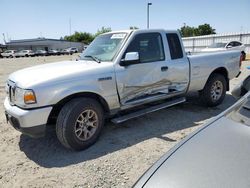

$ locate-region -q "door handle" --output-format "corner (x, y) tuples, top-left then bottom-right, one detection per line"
(161, 66), (168, 72)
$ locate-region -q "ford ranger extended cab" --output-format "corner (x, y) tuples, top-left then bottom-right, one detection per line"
(4, 29), (241, 150)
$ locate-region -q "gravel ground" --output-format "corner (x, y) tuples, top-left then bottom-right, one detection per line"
(0, 55), (249, 188)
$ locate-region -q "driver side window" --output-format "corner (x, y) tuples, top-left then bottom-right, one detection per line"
(125, 33), (165, 63)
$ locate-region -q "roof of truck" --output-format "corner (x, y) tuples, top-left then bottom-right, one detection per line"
(102, 29), (179, 35)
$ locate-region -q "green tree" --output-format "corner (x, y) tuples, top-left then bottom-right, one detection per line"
(179, 23), (216, 37)
(64, 31), (94, 44)
(196, 23), (216, 35)
(179, 25), (196, 37)
(95, 27), (112, 37)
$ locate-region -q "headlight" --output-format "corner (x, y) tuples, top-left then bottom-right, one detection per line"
(15, 88), (37, 106)
(24, 90), (37, 104)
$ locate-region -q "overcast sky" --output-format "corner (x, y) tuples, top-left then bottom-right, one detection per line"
(0, 0), (250, 44)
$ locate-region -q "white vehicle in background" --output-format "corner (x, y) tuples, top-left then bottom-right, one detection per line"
(14, 50), (35, 57)
(201, 41), (245, 52)
(1, 50), (17, 58)
(61, 47), (78, 55)
(201, 41), (246, 60)
(69, 47), (78, 53)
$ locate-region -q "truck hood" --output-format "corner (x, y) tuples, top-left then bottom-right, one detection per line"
(9, 60), (112, 88)
(143, 116), (250, 188)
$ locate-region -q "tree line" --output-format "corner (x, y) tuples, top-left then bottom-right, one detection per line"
(64, 24), (216, 44)
(63, 27), (112, 44)
(179, 23), (216, 37)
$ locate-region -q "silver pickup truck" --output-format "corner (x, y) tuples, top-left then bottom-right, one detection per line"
(4, 29), (241, 150)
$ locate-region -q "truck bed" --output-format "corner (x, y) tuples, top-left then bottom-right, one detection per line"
(187, 50), (241, 92)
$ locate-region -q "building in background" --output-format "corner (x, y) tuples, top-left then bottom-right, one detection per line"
(0, 44), (7, 53)
(5, 38), (85, 51)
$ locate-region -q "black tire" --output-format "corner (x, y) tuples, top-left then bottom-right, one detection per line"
(199, 73), (227, 107)
(25, 54), (29, 57)
(56, 98), (104, 151)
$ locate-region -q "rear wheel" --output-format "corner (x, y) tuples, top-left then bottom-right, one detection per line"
(199, 73), (226, 106)
(56, 98), (104, 150)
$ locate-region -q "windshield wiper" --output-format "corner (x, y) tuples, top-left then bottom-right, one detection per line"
(84, 55), (101, 63)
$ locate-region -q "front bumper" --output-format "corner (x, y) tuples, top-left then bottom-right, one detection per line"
(4, 98), (52, 138)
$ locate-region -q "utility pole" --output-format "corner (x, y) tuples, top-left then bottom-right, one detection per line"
(147, 2), (152, 29)
(2, 33), (6, 44)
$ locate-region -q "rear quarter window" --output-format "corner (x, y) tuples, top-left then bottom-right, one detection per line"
(166, 33), (183, 60)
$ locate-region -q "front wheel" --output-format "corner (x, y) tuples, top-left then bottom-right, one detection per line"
(56, 98), (104, 150)
(199, 73), (227, 107)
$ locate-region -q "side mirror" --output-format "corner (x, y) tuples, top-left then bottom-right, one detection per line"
(227, 45), (233, 49)
(120, 52), (139, 66)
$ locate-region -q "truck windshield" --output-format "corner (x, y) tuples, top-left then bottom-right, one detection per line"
(80, 33), (127, 62)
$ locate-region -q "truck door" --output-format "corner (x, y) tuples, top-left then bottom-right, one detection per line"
(115, 32), (189, 106)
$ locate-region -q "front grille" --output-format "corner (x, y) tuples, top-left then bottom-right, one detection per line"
(7, 80), (16, 105)
(9, 86), (14, 103)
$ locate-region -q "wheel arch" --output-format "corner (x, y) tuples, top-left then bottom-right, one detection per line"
(204, 67), (229, 91)
(47, 92), (110, 125)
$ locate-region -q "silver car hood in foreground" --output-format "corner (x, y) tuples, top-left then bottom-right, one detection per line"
(9, 60), (111, 88)
(135, 94), (250, 188)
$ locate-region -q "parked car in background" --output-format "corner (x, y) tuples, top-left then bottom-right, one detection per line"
(69, 47), (78, 53)
(48, 49), (60, 56)
(14, 50), (35, 57)
(201, 41), (246, 60)
(82, 46), (88, 53)
(61, 47), (78, 55)
(1, 50), (17, 58)
(34, 50), (48, 56)
(61, 49), (71, 55)
(133, 91), (250, 188)
(201, 41), (245, 52)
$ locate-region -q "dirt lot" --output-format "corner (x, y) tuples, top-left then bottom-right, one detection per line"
(0, 55), (249, 188)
